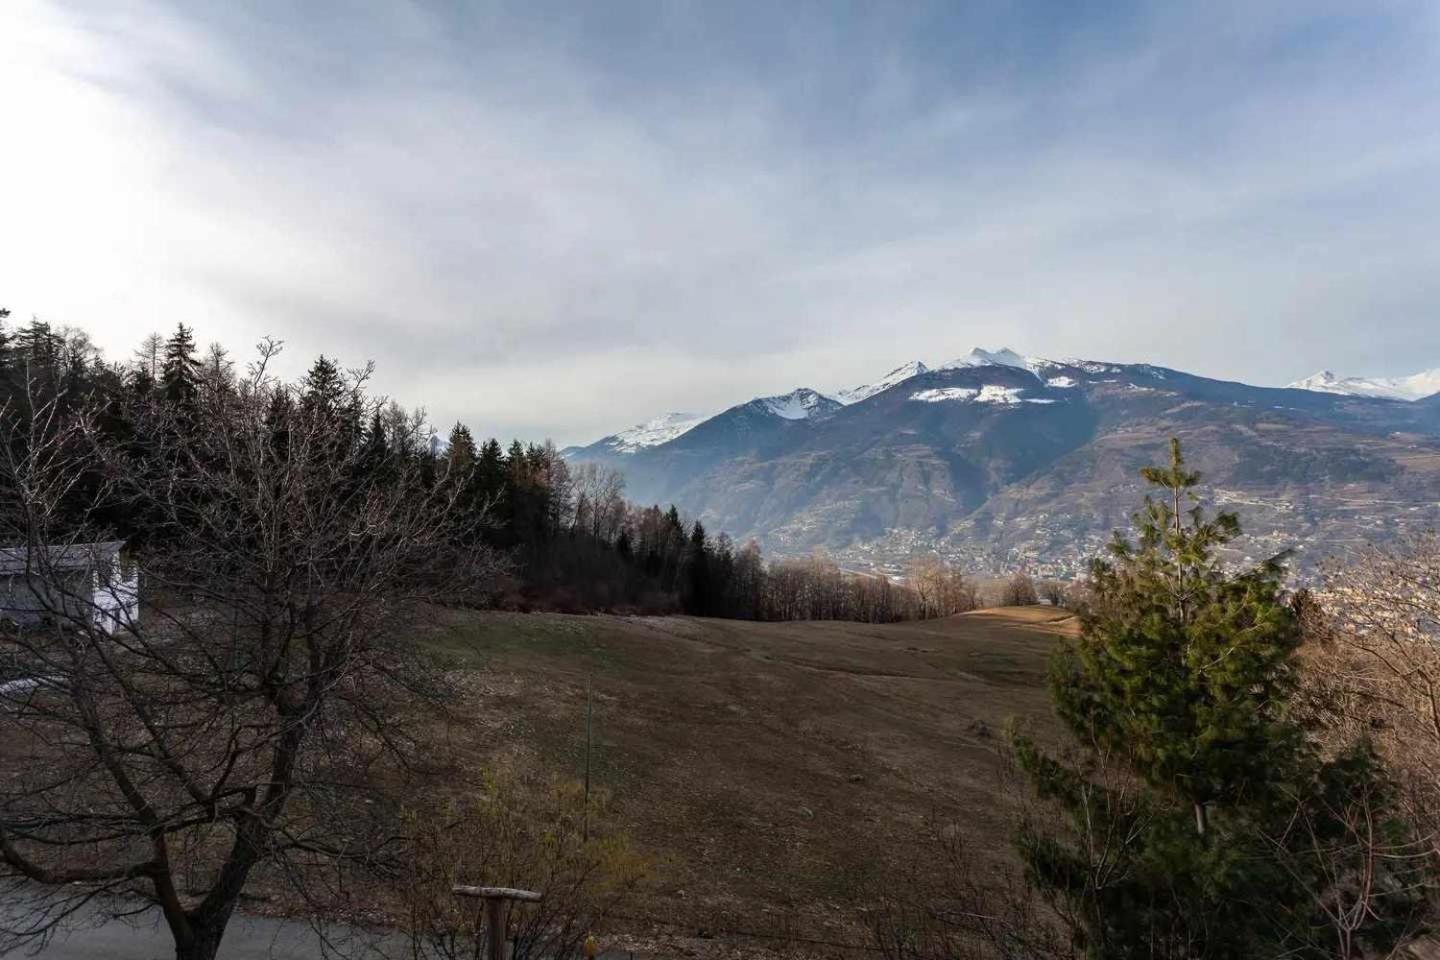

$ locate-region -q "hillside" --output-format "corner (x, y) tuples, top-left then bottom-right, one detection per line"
(424, 606), (1072, 955)
(566, 357), (1440, 577)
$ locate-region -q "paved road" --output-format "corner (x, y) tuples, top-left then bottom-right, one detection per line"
(1, 892), (634, 959)
(1, 892), (401, 959)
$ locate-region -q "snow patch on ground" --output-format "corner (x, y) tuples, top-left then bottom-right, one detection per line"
(1046, 376), (1077, 388)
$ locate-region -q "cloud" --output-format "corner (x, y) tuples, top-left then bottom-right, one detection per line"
(2, 0), (1439, 443)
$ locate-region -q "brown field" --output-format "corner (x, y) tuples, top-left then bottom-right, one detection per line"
(421, 606), (1075, 956)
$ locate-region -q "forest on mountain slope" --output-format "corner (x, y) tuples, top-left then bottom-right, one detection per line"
(0, 312), (978, 622)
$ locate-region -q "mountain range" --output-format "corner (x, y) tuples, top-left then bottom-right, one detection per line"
(563, 350), (1440, 578)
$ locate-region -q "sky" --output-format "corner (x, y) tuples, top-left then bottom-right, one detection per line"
(3, 1), (1439, 444)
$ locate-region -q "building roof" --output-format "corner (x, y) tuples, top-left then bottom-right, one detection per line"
(0, 541), (126, 576)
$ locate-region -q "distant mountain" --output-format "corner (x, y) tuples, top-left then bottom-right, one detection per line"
(565, 347), (1440, 577)
(561, 412), (708, 460)
(835, 361), (928, 405)
(936, 347), (1033, 371)
(1287, 367), (1440, 402)
(755, 388), (843, 421)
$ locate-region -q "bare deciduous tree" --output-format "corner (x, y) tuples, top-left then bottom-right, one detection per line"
(0, 350), (505, 960)
(1257, 752), (1430, 960)
(998, 572), (1038, 607)
(907, 556), (979, 619)
(1304, 535), (1440, 857)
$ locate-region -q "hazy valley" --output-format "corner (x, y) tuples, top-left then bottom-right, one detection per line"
(566, 349), (1440, 578)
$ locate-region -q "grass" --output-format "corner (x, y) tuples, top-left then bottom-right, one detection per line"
(415, 606), (1075, 952)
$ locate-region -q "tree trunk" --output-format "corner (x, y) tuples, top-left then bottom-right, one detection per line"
(175, 922), (227, 960)
(1194, 801), (1208, 837)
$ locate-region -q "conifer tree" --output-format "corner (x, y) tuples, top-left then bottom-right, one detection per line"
(356, 408), (389, 479)
(1057, 438), (1301, 835)
(131, 365), (156, 399)
(444, 421), (474, 467)
(686, 520), (710, 615)
(475, 439), (507, 517)
(160, 323), (201, 407)
(300, 355), (346, 420)
(1013, 439), (1422, 959)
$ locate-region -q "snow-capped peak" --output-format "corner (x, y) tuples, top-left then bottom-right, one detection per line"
(835, 361), (929, 405)
(1287, 368), (1440, 402)
(607, 412), (707, 453)
(938, 347), (1030, 371)
(757, 388), (841, 420)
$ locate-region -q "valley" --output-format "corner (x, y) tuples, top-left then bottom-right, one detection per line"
(565, 351), (1440, 577)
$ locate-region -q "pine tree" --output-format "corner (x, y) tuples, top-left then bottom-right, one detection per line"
(445, 423), (477, 476)
(300, 355), (346, 420)
(1057, 438), (1301, 834)
(160, 323), (201, 407)
(475, 439), (507, 520)
(686, 520), (710, 615)
(131, 366), (156, 399)
(356, 409), (389, 480)
(1013, 439), (1420, 959)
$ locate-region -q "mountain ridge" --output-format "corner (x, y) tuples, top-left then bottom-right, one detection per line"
(566, 350), (1440, 577)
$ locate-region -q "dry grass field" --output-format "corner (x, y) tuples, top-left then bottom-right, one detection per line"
(420, 606), (1076, 955)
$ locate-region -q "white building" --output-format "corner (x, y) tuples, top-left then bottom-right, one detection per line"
(0, 541), (138, 635)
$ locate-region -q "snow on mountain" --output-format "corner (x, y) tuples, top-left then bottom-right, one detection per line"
(936, 346), (1065, 378)
(758, 388), (842, 420)
(1287, 368), (1440, 402)
(938, 347), (1030, 371)
(834, 361), (929, 405)
(607, 412), (708, 453)
(909, 384), (1055, 405)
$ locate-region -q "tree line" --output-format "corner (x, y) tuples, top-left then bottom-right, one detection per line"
(0, 314), (977, 960)
(0, 314), (973, 623)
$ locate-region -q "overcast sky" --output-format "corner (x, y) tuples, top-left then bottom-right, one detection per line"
(3, 1), (1439, 444)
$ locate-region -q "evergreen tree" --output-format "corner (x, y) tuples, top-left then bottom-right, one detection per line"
(357, 409), (389, 481)
(446, 423), (478, 473)
(131, 366), (156, 399)
(1057, 438), (1302, 834)
(475, 439), (507, 521)
(14, 319), (61, 370)
(301, 355), (346, 421)
(686, 520), (710, 615)
(160, 323), (201, 407)
(1014, 439), (1421, 959)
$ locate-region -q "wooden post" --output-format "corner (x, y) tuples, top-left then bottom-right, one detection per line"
(453, 885), (542, 960)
